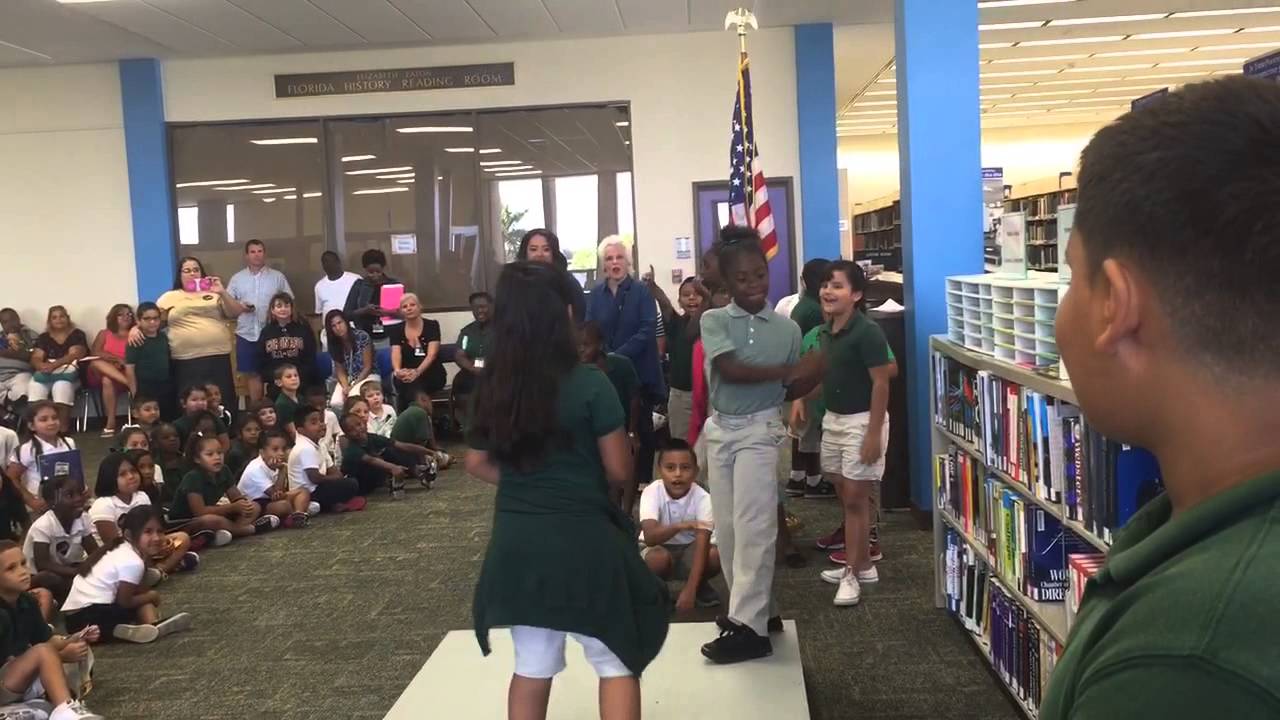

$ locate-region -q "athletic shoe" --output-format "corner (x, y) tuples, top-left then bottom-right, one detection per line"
(804, 480), (837, 499)
(253, 515), (281, 532)
(784, 478), (807, 497)
(389, 476), (406, 500)
(700, 623), (772, 664)
(823, 563), (878, 584)
(857, 565), (879, 584)
(189, 530), (214, 552)
(284, 511), (309, 529)
(307, 501), (321, 515)
(828, 550), (847, 565)
(50, 700), (102, 720)
(767, 615), (785, 634)
(213, 529), (234, 547)
(2, 702), (51, 720)
(156, 612), (193, 638)
(694, 582), (721, 608)
(815, 524), (846, 551)
(178, 552), (200, 572)
(869, 541), (884, 563)
(715, 615), (785, 634)
(335, 496), (367, 513)
(833, 568), (861, 606)
(112, 623), (159, 644)
(143, 567), (163, 587)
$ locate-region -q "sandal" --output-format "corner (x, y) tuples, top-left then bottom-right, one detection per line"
(100, 428), (116, 438)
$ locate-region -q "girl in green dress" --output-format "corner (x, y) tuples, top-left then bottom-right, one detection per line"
(465, 262), (669, 720)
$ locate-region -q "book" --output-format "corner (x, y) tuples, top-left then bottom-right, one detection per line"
(36, 449), (85, 489)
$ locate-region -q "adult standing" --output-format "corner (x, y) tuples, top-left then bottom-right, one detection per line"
(87, 304), (135, 437)
(142, 256), (245, 416)
(518, 229), (586, 321)
(313, 251), (360, 350)
(388, 293), (445, 413)
(586, 235), (666, 501)
(0, 308), (37, 419)
(343, 249), (402, 347)
(227, 239), (293, 403)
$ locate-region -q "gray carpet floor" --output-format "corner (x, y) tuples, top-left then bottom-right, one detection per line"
(67, 433), (1019, 720)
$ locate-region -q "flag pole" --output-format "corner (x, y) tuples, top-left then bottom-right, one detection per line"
(724, 8), (758, 57)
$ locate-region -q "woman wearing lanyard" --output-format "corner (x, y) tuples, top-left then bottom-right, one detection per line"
(388, 293), (445, 413)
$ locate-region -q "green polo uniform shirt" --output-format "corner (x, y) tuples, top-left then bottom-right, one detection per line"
(173, 412), (228, 447)
(790, 294), (825, 336)
(274, 393), (300, 427)
(0, 592), (51, 662)
(169, 467), (234, 520)
(667, 315), (696, 392)
(391, 405), (434, 446)
(341, 434), (392, 476)
(124, 334), (171, 385)
(701, 301), (801, 417)
(820, 313), (890, 415)
(457, 321), (489, 364)
(1040, 470), (1280, 719)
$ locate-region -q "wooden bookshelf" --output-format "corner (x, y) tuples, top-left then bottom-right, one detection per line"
(1003, 187), (1077, 272)
(853, 196), (901, 271)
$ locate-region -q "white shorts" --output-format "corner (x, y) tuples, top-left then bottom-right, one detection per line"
(821, 411), (889, 481)
(510, 625), (631, 680)
(28, 376), (77, 406)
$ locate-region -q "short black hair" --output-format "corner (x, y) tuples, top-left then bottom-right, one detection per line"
(801, 259), (830, 297)
(321, 250), (340, 262)
(657, 438), (697, 465)
(302, 384), (326, 399)
(295, 405), (323, 428)
(136, 301), (160, 317)
(245, 239), (265, 253)
(469, 291), (492, 304)
(130, 393), (157, 410)
(361, 249), (387, 268)
(822, 260), (868, 312)
(1076, 76), (1280, 376)
(338, 413), (362, 433)
(179, 384), (207, 403)
(260, 428), (288, 447)
(718, 231), (767, 276)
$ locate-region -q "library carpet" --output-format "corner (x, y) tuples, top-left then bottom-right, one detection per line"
(68, 434), (1020, 720)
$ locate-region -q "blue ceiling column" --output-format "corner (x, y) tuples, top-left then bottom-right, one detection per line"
(895, 0), (984, 509)
(794, 23), (840, 263)
(119, 58), (176, 302)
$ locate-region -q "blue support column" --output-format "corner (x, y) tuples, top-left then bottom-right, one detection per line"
(895, 1), (983, 509)
(794, 23), (840, 262)
(119, 59), (175, 302)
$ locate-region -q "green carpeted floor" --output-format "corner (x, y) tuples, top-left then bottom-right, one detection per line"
(68, 433), (1019, 720)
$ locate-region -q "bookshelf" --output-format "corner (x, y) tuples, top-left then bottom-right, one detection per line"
(1003, 187), (1077, 273)
(853, 196), (901, 271)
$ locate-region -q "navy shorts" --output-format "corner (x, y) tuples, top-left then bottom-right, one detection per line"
(235, 336), (260, 374)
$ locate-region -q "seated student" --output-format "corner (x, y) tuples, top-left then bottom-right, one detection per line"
(126, 448), (163, 508)
(128, 394), (162, 436)
(167, 434), (276, 543)
(287, 407), (363, 514)
(116, 427), (150, 453)
(62, 505), (192, 645)
(172, 385), (229, 451)
(90, 453), (197, 583)
(390, 386), (452, 471)
(203, 382), (233, 429)
(302, 385), (342, 467)
(272, 364), (303, 438)
(224, 413), (262, 482)
(0, 426), (18, 542)
(5, 401), (76, 517)
(339, 413), (433, 497)
(361, 380), (397, 438)
(149, 423), (182, 504)
(236, 430), (311, 529)
(639, 439), (721, 611)
(125, 302), (175, 422)
(24, 475), (97, 604)
(0, 540), (103, 720)
(249, 399), (278, 434)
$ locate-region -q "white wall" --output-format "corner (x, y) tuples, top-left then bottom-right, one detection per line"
(0, 64), (135, 336)
(839, 121), (1103, 208)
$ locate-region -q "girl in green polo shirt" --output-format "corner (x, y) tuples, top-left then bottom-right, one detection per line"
(466, 262), (668, 720)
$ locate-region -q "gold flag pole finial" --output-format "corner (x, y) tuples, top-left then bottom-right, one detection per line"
(724, 8), (758, 55)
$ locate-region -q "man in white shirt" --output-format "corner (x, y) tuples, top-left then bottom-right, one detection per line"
(314, 251), (361, 350)
(638, 439), (721, 611)
(227, 239), (294, 402)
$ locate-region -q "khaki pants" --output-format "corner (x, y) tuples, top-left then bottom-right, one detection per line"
(667, 388), (693, 442)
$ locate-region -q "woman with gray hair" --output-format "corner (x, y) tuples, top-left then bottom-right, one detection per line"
(388, 293), (446, 412)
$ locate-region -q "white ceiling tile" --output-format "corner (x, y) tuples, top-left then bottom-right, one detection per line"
(616, 0), (688, 32)
(0, 40), (51, 66)
(3, 0), (174, 62)
(308, 0), (431, 43)
(386, 0), (496, 41)
(542, 0), (624, 35)
(140, 0), (301, 52)
(690, 0), (755, 30)
(465, 0), (560, 37)
(226, 0), (364, 46)
(70, 0), (235, 54)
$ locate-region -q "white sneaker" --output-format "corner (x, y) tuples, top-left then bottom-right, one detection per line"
(156, 612), (193, 638)
(833, 568), (862, 606)
(820, 566), (846, 585)
(143, 567), (163, 587)
(307, 501), (321, 515)
(112, 623), (158, 643)
(857, 566), (879, 584)
(50, 701), (101, 720)
(2, 701), (51, 720)
(213, 529), (234, 547)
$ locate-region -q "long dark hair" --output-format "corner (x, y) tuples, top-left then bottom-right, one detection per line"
(19, 401), (68, 463)
(324, 309), (354, 361)
(470, 262), (578, 471)
(268, 291), (298, 325)
(80, 505), (162, 576)
(172, 256), (207, 291)
(94, 452), (137, 498)
(822, 260), (869, 313)
(517, 229), (569, 270)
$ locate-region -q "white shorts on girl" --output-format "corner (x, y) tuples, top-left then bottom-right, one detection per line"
(510, 625), (631, 679)
(821, 411), (889, 481)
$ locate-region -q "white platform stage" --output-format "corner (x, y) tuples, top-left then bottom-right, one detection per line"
(384, 621), (809, 718)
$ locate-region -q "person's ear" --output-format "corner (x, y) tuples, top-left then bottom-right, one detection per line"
(1094, 258), (1141, 355)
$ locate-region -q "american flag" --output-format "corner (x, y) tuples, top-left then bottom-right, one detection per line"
(728, 52), (779, 260)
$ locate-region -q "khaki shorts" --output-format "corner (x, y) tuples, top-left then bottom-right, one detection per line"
(821, 411), (889, 481)
(640, 543), (696, 580)
(797, 408), (823, 455)
(0, 658), (44, 704)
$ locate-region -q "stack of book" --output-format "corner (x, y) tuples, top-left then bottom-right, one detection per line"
(1067, 552), (1106, 621)
(944, 527), (1063, 714)
(1061, 417), (1164, 544)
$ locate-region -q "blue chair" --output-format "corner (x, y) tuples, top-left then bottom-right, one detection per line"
(313, 351), (333, 384)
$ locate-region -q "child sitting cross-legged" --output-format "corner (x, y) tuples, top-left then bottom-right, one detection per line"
(128, 394), (162, 435)
(62, 505), (192, 644)
(116, 427), (150, 453)
(236, 429), (312, 529)
(90, 453), (197, 585)
(287, 407), (364, 514)
(390, 386), (452, 473)
(0, 540), (103, 720)
(172, 385), (229, 450)
(203, 382), (233, 430)
(150, 423), (183, 504)
(24, 476), (98, 606)
(167, 434), (278, 547)
(249, 399), (278, 435)
(339, 413), (434, 497)
(361, 380), (397, 438)
(224, 413), (262, 483)
(639, 439), (721, 612)
(303, 385), (342, 469)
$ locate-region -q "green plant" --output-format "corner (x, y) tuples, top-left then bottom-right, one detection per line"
(501, 206), (529, 262)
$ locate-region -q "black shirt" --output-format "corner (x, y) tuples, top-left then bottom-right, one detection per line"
(387, 319), (446, 389)
(0, 592), (51, 662)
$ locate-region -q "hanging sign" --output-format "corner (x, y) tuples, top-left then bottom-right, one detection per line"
(275, 63), (515, 98)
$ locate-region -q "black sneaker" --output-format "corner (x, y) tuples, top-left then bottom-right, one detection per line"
(701, 623), (772, 664)
(784, 478), (806, 496)
(715, 615), (784, 634)
(694, 582), (721, 608)
(804, 480), (838, 499)
(767, 615), (785, 634)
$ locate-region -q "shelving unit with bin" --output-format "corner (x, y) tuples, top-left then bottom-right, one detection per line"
(945, 273), (1061, 371)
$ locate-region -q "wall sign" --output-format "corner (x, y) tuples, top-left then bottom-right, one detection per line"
(1244, 49), (1280, 80)
(998, 211), (1027, 279)
(1131, 88), (1169, 109)
(275, 63), (515, 99)
(1056, 204), (1075, 285)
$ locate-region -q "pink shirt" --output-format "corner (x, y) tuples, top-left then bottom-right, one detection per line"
(688, 338), (708, 446)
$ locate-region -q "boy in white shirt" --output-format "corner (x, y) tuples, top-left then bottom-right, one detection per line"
(287, 407), (363, 514)
(361, 381), (396, 438)
(639, 439), (721, 611)
(24, 477), (97, 604)
(238, 429), (313, 528)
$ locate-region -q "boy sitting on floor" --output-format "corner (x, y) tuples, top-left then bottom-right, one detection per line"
(640, 439), (721, 611)
(24, 477), (98, 605)
(389, 386), (451, 471)
(339, 414), (435, 497)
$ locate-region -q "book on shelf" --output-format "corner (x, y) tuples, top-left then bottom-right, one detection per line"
(1066, 552), (1105, 625)
(1061, 414), (1165, 544)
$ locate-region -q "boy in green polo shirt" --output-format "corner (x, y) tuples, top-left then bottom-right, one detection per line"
(1039, 77), (1280, 719)
(578, 321), (641, 459)
(390, 386), (451, 471)
(272, 364), (302, 438)
(125, 302), (175, 421)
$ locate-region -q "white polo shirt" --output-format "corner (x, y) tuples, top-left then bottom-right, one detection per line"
(8, 436), (77, 496)
(238, 455), (279, 501)
(87, 492), (150, 544)
(23, 510), (92, 569)
(288, 435), (329, 493)
(62, 543), (146, 612)
(637, 481), (714, 546)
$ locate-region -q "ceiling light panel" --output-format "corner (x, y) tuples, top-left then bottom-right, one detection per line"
(217, 183), (275, 191)
(175, 179), (250, 188)
(249, 138), (317, 145)
(1170, 7), (1280, 18)
(1018, 35), (1126, 46)
(1064, 63), (1156, 72)
(1158, 57), (1247, 66)
(978, 0), (1079, 7)
(340, 155), (375, 162)
(987, 53), (1089, 64)
(1093, 47), (1191, 57)
(979, 21), (1049, 30)
(395, 126), (474, 133)
(1129, 29), (1240, 40)
(352, 187), (410, 195)
(1047, 13), (1168, 26)
(346, 166), (412, 176)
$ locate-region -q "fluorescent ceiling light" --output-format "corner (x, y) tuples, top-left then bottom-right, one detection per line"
(981, 82), (1036, 88)
(875, 78), (896, 83)
(1093, 47), (1191, 57)
(979, 21), (1048, 31)
(478, 148), (503, 154)
(856, 100), (897, 106)
(1104, 83), (1178, 91)
(341, 155), (376, 162)
(1014, 88), (1094, 97)
(376, 173), (416, 180)
(981, 69), (1063, 77)
(346, 166), (412, 176)
(1241, 25), (1280, 32)
(1158, 57), (1247, 66)
(282, 195), (298, 200)
(1129, 29), (1240, 40)
(1194, 41), (1280, 50)
(444, 147), (475, 153)
(624, 140), (631, 145)
(980, 94), (1014, 99)
(992, 99), (1073, 107)
(846, 109), (898, 115)
(395, 126), (473, 133)
(480, 160), (524, 166)
(864, 90), (897, 95)
(494, 170), (544, 177)
(988, 53), (1089, 64)
(840, 117), (901, 124)
(396, 179), (416, 183)
(979, 0), (1078, 8)
(1124, 71), (1216, 80)
(302, 192), (322, 198)
(1048, 13), (1168, 26)
(1018, 35), (1126, 46)
(352, 187), (411, 195)
(484, 165), (534, 172)
(1171, 7), (1280, 18)
(57, 1), (117, 3)
(216, 183), (275, 191)
(1070, 95), (1140, 103)
(1064, 63), (1156, 73)
(1049, 104), (1128, 111)
(979, 42), (1016, 49)
(615, 121), (630, 127)
(262, 198), (277, 203)
(1033, 76), (1122, 84)
(252, 187), (297, 194)
(249, 137), (317, 145)
(175, 179), (250, 188)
